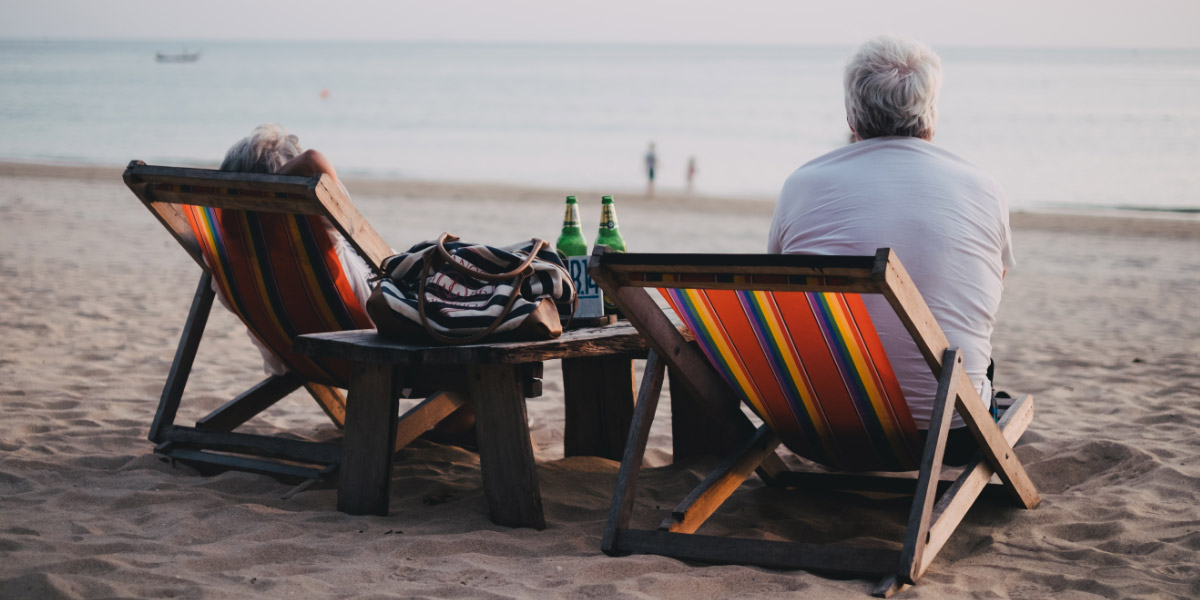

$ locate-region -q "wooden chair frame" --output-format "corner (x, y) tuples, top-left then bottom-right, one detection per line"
(590, 247), (1041, 596)
(123, 162), (469, 482)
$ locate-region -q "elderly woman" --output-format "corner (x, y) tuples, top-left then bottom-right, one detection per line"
(220, 124), (375, 313)
(215, 124), (375, 374)
(768, 35), (1015, 465)
(218, 124), (476, 438)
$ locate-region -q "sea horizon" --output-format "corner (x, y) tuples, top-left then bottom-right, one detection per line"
(2, 39), (1197, 214)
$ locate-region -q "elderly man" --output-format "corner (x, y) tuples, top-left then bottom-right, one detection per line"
(767, 35), (1015, 465)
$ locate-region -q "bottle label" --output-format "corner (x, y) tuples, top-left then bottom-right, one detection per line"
(567, 256), (605, 319)
(600, 206), (617, 229)
(563, 205), (581, 228)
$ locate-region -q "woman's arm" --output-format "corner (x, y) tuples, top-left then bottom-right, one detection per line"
(277, 149), (339, 186)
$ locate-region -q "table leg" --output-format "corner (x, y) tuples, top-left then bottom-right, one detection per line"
(337, 363), (400, 516)
(468, 364), (545, 529)
(563, 355), (636, 460)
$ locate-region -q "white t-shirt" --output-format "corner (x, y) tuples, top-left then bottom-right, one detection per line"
(767, 136), (1015, 429)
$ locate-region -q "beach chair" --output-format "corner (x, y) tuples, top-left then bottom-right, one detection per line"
(123, 161), (466, 483)
(591, 248), (1041, 596)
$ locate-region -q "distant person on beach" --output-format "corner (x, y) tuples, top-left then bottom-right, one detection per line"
(686, 156), (696, 194)
(768, 35), (1015, 465)
(644, 142), (657, 197)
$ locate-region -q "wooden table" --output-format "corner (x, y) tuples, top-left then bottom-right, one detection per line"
(293, 322), (650, 529)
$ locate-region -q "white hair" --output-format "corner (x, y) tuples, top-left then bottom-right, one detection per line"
(844, 35), (943, 140)
(220, 123), (302, 173)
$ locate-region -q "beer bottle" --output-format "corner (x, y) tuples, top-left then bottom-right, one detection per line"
(596, 195), (625, 314)
(595, 195), (626, 253)
(555, 195), (588, 260)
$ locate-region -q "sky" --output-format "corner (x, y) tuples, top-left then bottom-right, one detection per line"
(1, 0), (1198, 48)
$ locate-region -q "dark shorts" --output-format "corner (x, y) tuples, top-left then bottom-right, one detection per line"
(918, 359), (999, 467)
(647, 168), (655, 181)
(919, 426), (979, 467)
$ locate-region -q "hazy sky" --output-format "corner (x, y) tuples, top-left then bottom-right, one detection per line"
(2, 0), (1198, 48)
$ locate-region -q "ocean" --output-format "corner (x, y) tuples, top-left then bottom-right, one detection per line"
(1, 40), (1197, 212)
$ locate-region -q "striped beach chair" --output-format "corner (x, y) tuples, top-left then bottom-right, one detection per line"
(124, 162), (465, 482)
(592, 248), (1041, 596)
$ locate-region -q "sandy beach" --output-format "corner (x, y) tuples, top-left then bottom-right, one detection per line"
(1, 161), (1197, 599)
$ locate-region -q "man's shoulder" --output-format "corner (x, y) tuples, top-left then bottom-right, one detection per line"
(918, 141), (998, 176)
(780, 138), (1007, 213)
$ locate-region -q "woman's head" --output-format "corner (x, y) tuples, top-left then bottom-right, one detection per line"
(843, 35), (943, 141)
(220, 123), (302, 173)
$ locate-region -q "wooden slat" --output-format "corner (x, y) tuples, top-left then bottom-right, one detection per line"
(599, 251), (878, 274)
(125, 163), (321, 192)
(661, 425), (782, 534)
(143, 188), (323, 215)
(875, 249), (951, 379)
(421, 329), (649, 365)
(125, 163), (390, 276)
(338, 364), (400, 516)
(770, 468), (1006, 498)
(469, 363), (545, 529)
(393, 392), (467, 452)
(312, 176), (391, 275)
(596, 252), (883, 292)
(872, 575), (908, 598)
(898, 349), (961, 583)
(953, 375), (1041, 509)
(519, 362), (544, 398)
(613, 278), (879, 294)
(613, 529), (901, 576)
(563, 355), (635, 460)
(602, 351), (666, 554)
(159, 426), (339, 465)
(304, 383), (347, 428)
(874, 248), (1039, 510)
(293, 330), (425, 365)
(149, 273), (215, 443)
(124, 162), (207, 270)
(197, 373), (304, 432)
(755, 450), (789, 486)
(294, 326), (649, 366)
(917, 394), (1035, 579)
(161, 448), (327, 482)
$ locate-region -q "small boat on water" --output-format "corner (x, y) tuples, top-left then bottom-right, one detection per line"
(155, 50), (201, 63)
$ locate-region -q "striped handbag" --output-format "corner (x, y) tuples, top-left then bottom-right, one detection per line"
(367, 233), (575, 344)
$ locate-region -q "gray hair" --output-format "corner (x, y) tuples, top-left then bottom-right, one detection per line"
(844, 35), (943, 140)
(219, 123), (302, 173)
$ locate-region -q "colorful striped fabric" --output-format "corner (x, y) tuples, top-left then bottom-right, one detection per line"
(184, 204), (373, 387)
(661, 288), (923, 472)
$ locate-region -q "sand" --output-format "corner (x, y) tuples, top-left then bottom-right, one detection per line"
(1, 161), (1198, 599)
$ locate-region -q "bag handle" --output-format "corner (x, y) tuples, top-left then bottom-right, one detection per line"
(433, 232), (547, 282)
(416, 233), (548, 344)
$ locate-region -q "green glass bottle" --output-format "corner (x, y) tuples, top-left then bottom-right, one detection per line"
(596, 195), (625, 314)
(555, 195), (588, 260)
(595, 195), (626, 253)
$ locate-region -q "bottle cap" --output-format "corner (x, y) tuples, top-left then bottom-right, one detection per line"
(602, 195), (613, 203)
(566, 195), (577, 202)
